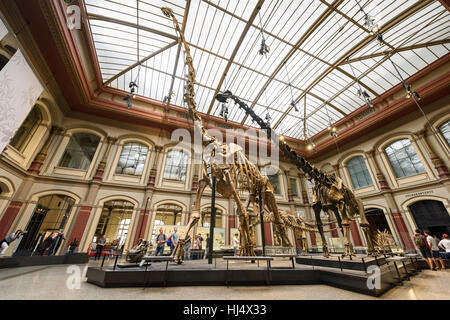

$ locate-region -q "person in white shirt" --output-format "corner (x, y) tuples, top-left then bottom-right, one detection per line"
(233, 233), (239, 256)
(424, 230), (445, 270)
(438, 234), (450, 261)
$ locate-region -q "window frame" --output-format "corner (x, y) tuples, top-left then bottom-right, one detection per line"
(384, 138), (425, 179)
(346, 155), (374, 190)
(114, 141), (149, 176)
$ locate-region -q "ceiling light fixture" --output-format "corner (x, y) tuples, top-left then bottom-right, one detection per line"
(356, 0), (380, 36)
(124, 0), (142, 110)
(257, 7), (270, 57)
(283, 61), (299, 112)
(347, 56), (374, 109)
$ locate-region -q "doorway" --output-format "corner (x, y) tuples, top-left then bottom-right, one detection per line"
(409, 200), (450, 237)
(17, 195), (75, 255)
(364, 208), (392, 237)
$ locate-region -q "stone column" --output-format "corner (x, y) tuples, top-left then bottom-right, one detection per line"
(27, 126), (64, 174)
(414, 129), (450, 179)
(227, 196), (235, 245)
(298, 173), (310, 205)
(67, 182), (101, 250)
(93, 137), (118, 182)
(147, 146), (163, 187)
(0, 177), (35, 239)
(366, 149), (390, 190)
(284, 171), (296, 212)
(138, 146), (163, 242)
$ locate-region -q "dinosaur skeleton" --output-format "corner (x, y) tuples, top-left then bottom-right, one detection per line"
(215, 91), (376, 258)
(250, 210), (318, 255)
(373, 229), (395, 255)
(162, 8), (292, 263)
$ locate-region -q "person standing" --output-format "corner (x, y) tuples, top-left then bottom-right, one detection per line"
(0, 230), (25, 256)
(95, 235), (107, 260)
(233, 233), (239, 256)
(68, 238), (79, 255)
(49, 231), (65, 256)
(204, 234), (210, 260)
(192, 235), (200, 260)
(414, 229), (435, 271)
(38, 232), (58, 256)
(438, 234), (450, 260)
(154, 228), (167, 256)
(168, 227), (179, 255)
(424, 230), (445, 270)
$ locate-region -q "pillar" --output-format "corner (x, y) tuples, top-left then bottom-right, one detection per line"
(27, 126), (63, 174)
(0, 201), (24, 239)
(0, 177), (35, 239)
(147, 146), (163, 187)
(415, 129), (450, 179)
(67, 181), (101, 250)
(298, 173), (310, 205)
(366, 149), (390, 190)
(93, 137), (117, 181)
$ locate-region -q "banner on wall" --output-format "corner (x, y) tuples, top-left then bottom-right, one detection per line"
(0, 18), (8, 41)
(0, 49), (44, 152)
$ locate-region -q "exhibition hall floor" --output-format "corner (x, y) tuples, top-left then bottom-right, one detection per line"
(0, 262), (448, 300)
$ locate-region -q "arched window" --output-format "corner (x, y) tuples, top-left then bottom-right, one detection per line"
(439, 120), (450, 146)
(346, 156), (373, 189)
(384, 139), (425, 178)
(94, 200), (134, 247)
(58, 133), (100, 170)
(201, 207), (223, 228)
(163, 150), (188, 181)
(115, 142), (149, 176)
(9, 106), (42, 152)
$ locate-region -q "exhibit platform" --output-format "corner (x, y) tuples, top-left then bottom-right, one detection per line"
(86, 256), (421, 297)
(0, 253), (89, 269)
(296, 254), (388, 272)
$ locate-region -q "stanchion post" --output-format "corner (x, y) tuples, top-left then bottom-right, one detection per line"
(208, 176), (217, 264)
(259, 190), (266, 256)
(101, 253), (106, 270)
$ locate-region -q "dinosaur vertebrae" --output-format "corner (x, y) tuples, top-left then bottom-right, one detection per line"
(252, 211), (318, 233)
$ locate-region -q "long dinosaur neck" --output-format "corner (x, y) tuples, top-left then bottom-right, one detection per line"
(218, 91), (332, 187)
(162, 8), (214, 144)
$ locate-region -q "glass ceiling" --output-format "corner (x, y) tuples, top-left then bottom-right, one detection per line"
(84, 0), (450, 140)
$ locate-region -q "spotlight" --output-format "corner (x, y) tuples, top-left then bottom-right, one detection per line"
(219, 103), (229, 122)
(265, 112), (272, 126)
(376, 33), (384, 46)
(279, 135), (285, 142)
(259, 38), (270, 56)
(291, 100), (299, 112)
(413, 91), (421, 100)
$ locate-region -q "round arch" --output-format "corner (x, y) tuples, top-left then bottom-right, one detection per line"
(401, 196), (450, 237)
(12, 190), (81, 255)
(82, 195), (139, 252)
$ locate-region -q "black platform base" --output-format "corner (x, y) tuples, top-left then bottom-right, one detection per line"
(0, 253), (89, 269)
(296, 255), (387, 271)
(86, 259), (418, 297)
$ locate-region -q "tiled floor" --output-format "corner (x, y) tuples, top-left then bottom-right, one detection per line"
(0, 263), (448, 300)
